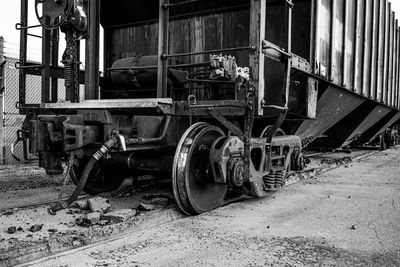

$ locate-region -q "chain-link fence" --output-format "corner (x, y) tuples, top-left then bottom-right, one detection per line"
(1, 58), (39, 164)
(1, 41), (85, 165)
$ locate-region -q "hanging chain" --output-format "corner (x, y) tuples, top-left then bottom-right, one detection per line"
(63, 29), (80, 102)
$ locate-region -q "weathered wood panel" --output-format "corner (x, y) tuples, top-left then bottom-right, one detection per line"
(264, 2), (288, 106)
(108, 10), (250, 68)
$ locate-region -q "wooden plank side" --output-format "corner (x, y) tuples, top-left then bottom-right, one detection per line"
(354, 0), (365, 94)
(292, 0), (312, 60)
(222, 10), (250, 66)
(362, 0), (373, 97)
(376, 0), (385, 102)
(369, 0), (379, 100)
(264, 1), (288, 106)
(382, 0), (389, 104)
(108, 10), (249, 65)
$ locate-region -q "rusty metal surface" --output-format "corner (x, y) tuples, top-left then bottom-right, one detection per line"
(361, 111), (400, 144)
(312, 0), (400, 108)
(341, 105), (392, 147)
(40, 99), (174, 112)
(295, 85), (365, 142)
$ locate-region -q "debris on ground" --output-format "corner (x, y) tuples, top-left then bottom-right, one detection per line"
(350, 225), (356, 230)
(29, 224), (43, 232)
(7, 226), (17, 234)
(137, 203), (156, 211)
(102, 209), (137, 224)
(85, 212), (102, 224)
(75, 217), (92, 228)
(97, 220), (108, 226)
(321, 157), (352, 165)
(71, 199), (89, 210)
(142, 194), (173, 206)
(87, 197), (111, 213)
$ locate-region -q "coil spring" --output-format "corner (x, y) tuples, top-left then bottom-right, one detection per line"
(263, 171), (285, 190)
(64, 62), (73, 87)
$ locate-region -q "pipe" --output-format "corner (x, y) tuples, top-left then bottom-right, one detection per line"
(48, 137), (117, 214)
(126, 116), (171, 145)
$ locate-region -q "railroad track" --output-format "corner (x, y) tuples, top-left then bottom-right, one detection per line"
(0, 149), (380, 213)
(0, 148), (386, 267)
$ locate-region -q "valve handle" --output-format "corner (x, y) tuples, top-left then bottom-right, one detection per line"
(35, 0), (73, 30)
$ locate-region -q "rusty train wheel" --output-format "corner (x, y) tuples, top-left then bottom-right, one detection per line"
(172, 123), (228, 215)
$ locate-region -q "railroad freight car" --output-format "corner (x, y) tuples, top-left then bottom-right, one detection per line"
(14, 0), (400, 215)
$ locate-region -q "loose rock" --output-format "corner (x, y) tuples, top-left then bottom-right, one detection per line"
(29, 224), (43, 232)
(102, 209), (137, 224)
(71, 200), (89, 210)
(85, 212), (102, 224)
(88, 197), (110, 213)
(137, 203), (156, 211)
(7, 226), (17, 234)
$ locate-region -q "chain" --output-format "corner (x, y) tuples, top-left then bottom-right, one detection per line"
(63, 29), (79, 102)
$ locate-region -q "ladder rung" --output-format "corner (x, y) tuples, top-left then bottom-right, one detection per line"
(262, 40), (291, 63)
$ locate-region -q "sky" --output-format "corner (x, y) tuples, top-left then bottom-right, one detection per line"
(1, 0), (400, 62)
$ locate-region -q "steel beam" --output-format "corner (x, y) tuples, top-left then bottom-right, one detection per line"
(85, 0), (100, 100)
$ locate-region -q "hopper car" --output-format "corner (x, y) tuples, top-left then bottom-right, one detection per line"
(13, 0), (400, 215)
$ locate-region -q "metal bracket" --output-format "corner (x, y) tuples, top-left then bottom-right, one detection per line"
(11, 129), (30, 161)
(206, 108), (247, 142)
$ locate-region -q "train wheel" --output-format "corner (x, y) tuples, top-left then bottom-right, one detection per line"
(172, 123), (228, 215)
(70, 157), (126, 195)
(260, 125), (285, 138)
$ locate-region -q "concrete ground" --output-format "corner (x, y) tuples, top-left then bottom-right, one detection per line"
(12, 148), (399, 267)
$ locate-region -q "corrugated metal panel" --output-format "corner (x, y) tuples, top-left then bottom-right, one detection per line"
(311, 0), (400, 109)
(377, 0), (385, 102)
(383, 0), (390, 104)
(343, 0), (356, 89)
(393, 20), (400, 109)
(362, 0), (373, 97)
(354, 0), (365, 95)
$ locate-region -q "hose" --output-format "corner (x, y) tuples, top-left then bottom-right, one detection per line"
(48, 138), (117, 214)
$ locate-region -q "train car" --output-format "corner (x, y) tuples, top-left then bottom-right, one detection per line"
(14, 0), (400, 215)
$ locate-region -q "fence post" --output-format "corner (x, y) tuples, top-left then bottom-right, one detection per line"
(0, 36), (6, 164)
